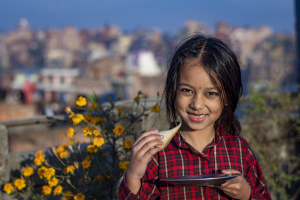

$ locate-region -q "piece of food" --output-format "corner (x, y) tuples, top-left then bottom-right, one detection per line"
(155, 122), (181, 150)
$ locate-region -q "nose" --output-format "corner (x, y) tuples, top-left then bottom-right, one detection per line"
(190, 94), (205, 110)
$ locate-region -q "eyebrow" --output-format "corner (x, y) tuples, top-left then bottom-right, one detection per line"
(178, 83), (194, 88)
(205, 87), (218, 90)
(178, 83), (218, 90)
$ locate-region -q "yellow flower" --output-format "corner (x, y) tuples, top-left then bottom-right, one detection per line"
(35, 150), (44, 157)
(90, 117), (104, 124)
(13, 179), (26, 190)
(56, 145), (68, 154)
(107, 175), (113, 179)
(48, 177), (59, 187)
(64, 165), (76, 174)
(83, 127), (93, 136)
(44, 168), (55, 180)
(33, 156), (45, 166)
(67, 127), (74, 137)
(62, 191), (73, 200)
(65, 106), (72, 114)
(93, 129), (100, 136)
(93, 137), (105, 148)
(68, 112), (75, 119)
(134, 96), (140, 102)
(151, 105), (160, 113)
(3, 183), (14, 194)
(113, 125), (124, 136)
(76, 96), (87, 107)
(90, 102), (98, 108)
(84, 114), (92, 122)
(86, 145), (97, 153)
(84, 156), (90, 161)
(81, 160), (91, 169)
(56, 145), (69, 159)
(42, 185), (52, 196)
(72, 114), (84, 125)
(53, 185), (63, 195)
(59, 151), (69, 159)
(37, 166), (47, 179)
(60, 134), (66, 139)
(98, 117), (104, 124)
(74, 193), (85, 200)
(96, 174), (103, 181)
(123, 140), (133, 149)
(119, 161), (130, 172)
(117, 108), (123, 114)
(23, 167), (34, 177)
(68, 138), (76, 145)
(116, 189), (119, 197)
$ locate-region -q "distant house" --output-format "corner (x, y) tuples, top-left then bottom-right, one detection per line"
(38, 68), (80, 104)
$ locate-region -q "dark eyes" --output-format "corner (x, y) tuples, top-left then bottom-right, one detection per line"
(206, 92), (219, 96)
(180, 88), (192, 93)
(179, 89), (219, 96)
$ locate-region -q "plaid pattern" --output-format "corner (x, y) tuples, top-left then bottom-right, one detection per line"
(119, 126), (271, 200)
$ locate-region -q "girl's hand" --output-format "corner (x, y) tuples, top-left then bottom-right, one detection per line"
(125, 130), (164, 193)
(216, 169), (251, 200)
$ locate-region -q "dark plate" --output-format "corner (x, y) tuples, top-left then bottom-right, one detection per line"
(160, 173), (241, 187)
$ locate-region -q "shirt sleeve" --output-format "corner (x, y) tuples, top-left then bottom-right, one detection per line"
(245, 145), (271, 200)
(119, 155), (160, 200)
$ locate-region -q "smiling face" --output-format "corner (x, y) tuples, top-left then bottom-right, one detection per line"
(175, 58), (224, 135)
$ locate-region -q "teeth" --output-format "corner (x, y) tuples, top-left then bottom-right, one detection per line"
(191, 114), (206, 118)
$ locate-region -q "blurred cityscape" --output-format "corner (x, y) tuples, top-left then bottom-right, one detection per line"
(0, 19), (295, 151)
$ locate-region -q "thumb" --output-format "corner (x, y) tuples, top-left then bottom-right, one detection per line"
(222, 169), (241, 175)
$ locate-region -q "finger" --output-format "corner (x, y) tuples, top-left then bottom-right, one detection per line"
(133, 135), (163, 154)
(215, 186), (234, 194)
(133, 130), (159, 145)
(146, 147), (162, 161)
(222, 169), (241, 175)
(221, 176), (241, 187)
(217, 187), (235, 196)
(136, 146), (162, 165)
(137, 139), (164, 158)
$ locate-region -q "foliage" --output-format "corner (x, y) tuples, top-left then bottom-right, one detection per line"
(240, 90), (300, 200)
(4, 86), (300, 199)
(3, 90), (161, 200)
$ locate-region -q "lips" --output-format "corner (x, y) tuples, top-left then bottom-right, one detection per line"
(188, 112), (207, 122)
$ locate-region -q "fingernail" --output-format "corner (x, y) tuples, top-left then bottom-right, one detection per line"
(160, 135), (164, 138)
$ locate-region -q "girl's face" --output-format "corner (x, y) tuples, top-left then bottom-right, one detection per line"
(175, 58), (223, 135)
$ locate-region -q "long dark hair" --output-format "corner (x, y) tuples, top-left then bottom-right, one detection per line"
(164, 34), (243, 136)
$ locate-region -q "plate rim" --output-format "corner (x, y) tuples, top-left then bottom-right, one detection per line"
(160, 173), (241, 182)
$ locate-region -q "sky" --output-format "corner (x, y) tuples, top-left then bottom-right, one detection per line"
(0, 0), (294, 34)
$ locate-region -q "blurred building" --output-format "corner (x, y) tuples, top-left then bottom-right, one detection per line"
(0, 18), (296, 120)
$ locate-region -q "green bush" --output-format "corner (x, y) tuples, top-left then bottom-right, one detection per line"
(240, 90), (300, 200)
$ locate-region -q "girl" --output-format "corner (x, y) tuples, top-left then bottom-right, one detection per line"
(119, 34), (271, 199)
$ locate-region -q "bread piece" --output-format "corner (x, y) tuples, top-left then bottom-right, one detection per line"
(155, 122), (181, 150)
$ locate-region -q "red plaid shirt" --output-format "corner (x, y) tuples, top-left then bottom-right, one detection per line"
(119, 126), (271, 199)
